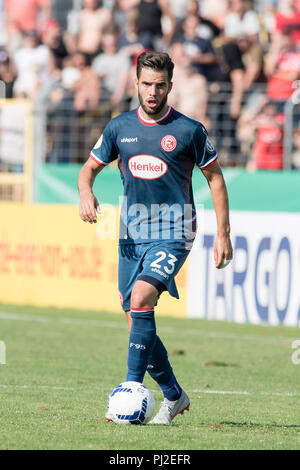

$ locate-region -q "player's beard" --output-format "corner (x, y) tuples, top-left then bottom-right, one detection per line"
(138, 91), (169, 117)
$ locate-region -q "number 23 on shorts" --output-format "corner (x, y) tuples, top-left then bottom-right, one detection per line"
(150, 251), (178, 275)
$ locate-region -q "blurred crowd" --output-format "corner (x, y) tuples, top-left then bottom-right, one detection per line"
(0, 0), (300, 169)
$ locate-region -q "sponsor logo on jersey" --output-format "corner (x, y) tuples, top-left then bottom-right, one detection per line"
(121, 137), (138, 143)
(129, 155), (168, 179)
(161, 135), (177, 152)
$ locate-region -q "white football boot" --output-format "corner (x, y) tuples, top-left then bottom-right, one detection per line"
(105, 410), (113, 422)
(149, 390), (190, 424)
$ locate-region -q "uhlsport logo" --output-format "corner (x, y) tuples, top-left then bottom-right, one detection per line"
(129, 155), (168, 179)
(161, 135), (177, 152)
(121, 137), (138, 143)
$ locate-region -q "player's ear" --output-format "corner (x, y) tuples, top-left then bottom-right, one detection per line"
(168, 81), (173, 94)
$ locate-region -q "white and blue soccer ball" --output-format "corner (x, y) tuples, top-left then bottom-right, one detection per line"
(107, 381), (155, 425)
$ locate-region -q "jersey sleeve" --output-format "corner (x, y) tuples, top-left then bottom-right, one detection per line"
(191, 124), (218, 169)
(90, 121), (118, 165)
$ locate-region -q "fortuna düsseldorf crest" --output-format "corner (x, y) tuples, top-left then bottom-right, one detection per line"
(161, 135), (177, 152)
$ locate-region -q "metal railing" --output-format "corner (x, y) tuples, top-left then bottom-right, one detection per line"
(37, 82), (270, 166)
(1, 82), (300, 203)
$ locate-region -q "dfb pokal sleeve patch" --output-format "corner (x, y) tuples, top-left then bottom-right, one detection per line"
(206, 138), (215, 154)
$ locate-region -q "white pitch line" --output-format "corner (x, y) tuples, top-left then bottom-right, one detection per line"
(190, 389), (300, 397)
(0, 384), (299, 398)
(0, 311), (297, 344)
(0, 384), (76, 391)
(0, 312), (126, 330)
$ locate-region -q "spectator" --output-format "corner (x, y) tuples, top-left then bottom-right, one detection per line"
(13, 29), (49, 99)
(92, 29), (131, 110)
(235, 33), (266, 125)
(6, 0), (51, 55)
(169, 0), (190, 23)
(208, 36), (245, 165)
(113, 0), (141, 35)
(224, 0), (260, 40)
(236, 34), (266, 89)
(169, 42), (208, 124)
(66, 0), (112, 58)
(46, 84), (77, 164)
(117, 9), (144, 60)
(186, 0), (199, 16)
(135, 0), (176, 50)
(187, 0), (221, 41)
(274, 0), (300, 47)
(265, 34), (300, 105)
(255, 1), (277, 44)
(173, 0), (221, 42)
(178, 14), (218, 82)
(241, 99), (285, 170)
(40, 19), (69, 72)
(213, 37), (245, 119)
(64, 51), (101, 112)
(0, 50), (17, 98)
(199, 0), (229, 28)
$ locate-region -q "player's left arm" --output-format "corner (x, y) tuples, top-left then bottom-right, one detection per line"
(201, 160), (233, 268)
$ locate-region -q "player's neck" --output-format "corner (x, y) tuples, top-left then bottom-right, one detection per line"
(139, 104), (170, 123)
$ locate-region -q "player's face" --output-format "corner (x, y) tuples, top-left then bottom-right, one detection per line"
(137, 67), (172, 118)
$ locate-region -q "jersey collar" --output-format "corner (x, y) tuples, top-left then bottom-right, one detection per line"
(137, 105), (174, 126)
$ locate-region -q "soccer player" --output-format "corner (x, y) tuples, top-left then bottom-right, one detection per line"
(77, 51), (233, 424)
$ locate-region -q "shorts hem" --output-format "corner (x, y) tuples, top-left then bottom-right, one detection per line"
(137, 274), (167, 295)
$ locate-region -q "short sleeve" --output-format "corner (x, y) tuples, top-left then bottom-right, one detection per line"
(90, 121), (118, 165)
(191, 124), (218, 169)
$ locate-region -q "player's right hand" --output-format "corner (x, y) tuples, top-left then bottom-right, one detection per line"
(79, 192), (101, 224)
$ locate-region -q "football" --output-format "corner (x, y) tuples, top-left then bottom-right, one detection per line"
(107, 381), (155, 425)
(219, 259), (231, 269)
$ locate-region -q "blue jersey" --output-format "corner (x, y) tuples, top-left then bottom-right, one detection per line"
(90, 106), (217, 244)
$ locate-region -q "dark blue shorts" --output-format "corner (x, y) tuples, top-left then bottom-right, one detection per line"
(118, 241), (192, 312)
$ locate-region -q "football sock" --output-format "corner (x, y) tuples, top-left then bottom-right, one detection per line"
(159, 375), (183, 401)
(147, 335), (182, 401)
(126, 308), (156, 383)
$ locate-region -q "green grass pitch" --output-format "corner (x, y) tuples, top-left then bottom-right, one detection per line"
(0, 303), (299, 450)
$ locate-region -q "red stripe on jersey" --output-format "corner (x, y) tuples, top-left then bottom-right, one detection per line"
(90, 152), (106, 166)
(200, 155), (218, 169)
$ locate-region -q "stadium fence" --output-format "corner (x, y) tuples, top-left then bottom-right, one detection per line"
(1, 83), (300, 203)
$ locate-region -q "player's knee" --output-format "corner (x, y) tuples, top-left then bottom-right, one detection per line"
(130, 289), (157, 310)
(130, 280), (159, 309)
(130, 291), (151, 309)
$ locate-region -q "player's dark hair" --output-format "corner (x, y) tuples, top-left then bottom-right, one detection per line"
(137, 51), (174, 82)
